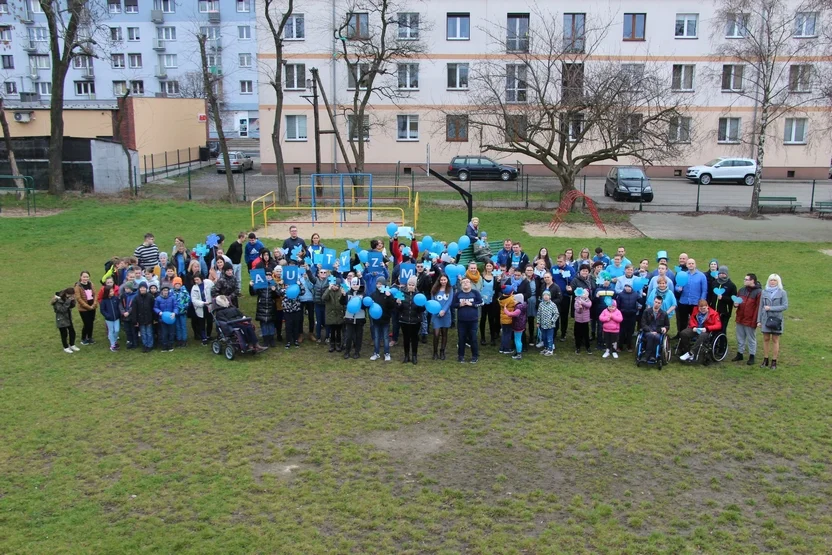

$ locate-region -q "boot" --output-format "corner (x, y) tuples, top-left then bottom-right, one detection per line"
(746, 354), (755, 366)
(770, 359), (777, 370)
(432, 335), (439, 360)
(412, 354), (418, 365)
(402, 352), (411, 363)
(440, 349), (446, 361)
(760, 357), (769, 368)
(731, 352), (743, 362)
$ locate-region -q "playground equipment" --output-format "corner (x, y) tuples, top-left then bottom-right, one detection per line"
(549, 189), (606, 235)
(297, 173), (411, 216)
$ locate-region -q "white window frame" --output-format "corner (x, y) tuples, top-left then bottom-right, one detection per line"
(199, 0), (219, 13)
(157, 27), (176, 41)
(30, 0), (43, 13)
(447, 13), (470, 40)
(127, 27), (140, 41)
(0, 1), (8, 14)
(240, 80), (253, 94)
(36, 82), (52, 96)
(30, 27), (48, 42)
(725, 13), (749, 38)
(110, 27), (122, 42)
(0, 28), (11, 42)
(74, 81), (95, 96)
(447, 63), (469, 90)
(113, 80), (127, 96)
(162, 80), (179, 95)
(285, 14), (305, 40)
(130, 80), (144, 95)
(111, 54), (125, 69)
(675, 13), (698, 38)
(286, 115), (307, 141)
(506, 63), (527, 103)
(347, 62), (370, 90)
(783, 117), (807, 144)
(236, 0), (250, 13)
(30, 55), (50, 69)
(108, 0), (121, 14)
(671, 64), (695, 91)
(285, 63), (306, 90)
(238, 53), (252, 67)
(718, 117), (741, 143)
(0, 55), (12, 69)
(128, 53), (142, 69)
(788, 64), (812, 92)
(721, 64), (744, 92)
(506, 13), (530, 52)
(620, 63), (645, 90)
(154, 0), (174, 13)
(238, 25), (251, 40)
(568, 114), (584, 142)
(397, 114), (419, 141)
(124, 0), (137, 13)
(200, 26), (220, 40)
(397, 63), (419, 90)
(163, 54), (177, 68)
(794, 12), (817, 37)
(72, 56), (92, 69)
(669, 116), (692, 143)
(398, 12), (419, 40)
(348, 115), (370, 141)
(4, 81), (17, 94)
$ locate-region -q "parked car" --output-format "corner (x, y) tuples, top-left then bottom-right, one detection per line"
(216, 152), (254, 174)
(447, 156), (519, 182)
(685, 157), (757, 186)
(207, 141), (219, 158)
(604, 166), (653, 202)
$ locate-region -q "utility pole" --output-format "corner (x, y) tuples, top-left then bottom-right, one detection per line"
(302, 70), (323, 196)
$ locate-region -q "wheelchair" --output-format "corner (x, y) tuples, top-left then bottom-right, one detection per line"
(211, 317), (259, 361)
(635, 331), (671, 369)
(674, 330), (729, 366)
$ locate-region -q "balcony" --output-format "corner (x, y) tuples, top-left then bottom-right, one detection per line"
(80, 66), (94, 80)
(22, 39), (41, 52)
(208, 11), (220, 23)
(151, 9), (163, 23)
(154, 65), (167, 78)
(152, 38), (165, 50)
(19, 8), (34, 23)
(208, 38), (222, 51)
(29, 68), (41, 80)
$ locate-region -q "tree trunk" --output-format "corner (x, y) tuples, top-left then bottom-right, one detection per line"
(47, 62), (68, 195)
(198, 35), (236, 202)
(114, 93), (134, 195)
(749, 109), (769, 218)
(0, 98), (24, 196)
(272, 65), (288, 205)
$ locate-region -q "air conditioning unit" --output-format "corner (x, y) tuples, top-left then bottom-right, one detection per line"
(14, 111), (32, 123)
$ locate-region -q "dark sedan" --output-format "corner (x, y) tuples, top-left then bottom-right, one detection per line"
(604, 166), (653, 202)
(447, 156), (519, 182)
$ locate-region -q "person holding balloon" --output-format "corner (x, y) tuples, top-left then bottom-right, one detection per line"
(276, 275), (305, 349)
(153, 285), (177, 352)
(369, 277), (396, 361)
(430, 274), (454, 360)
(342, 278), (367, 359)
(396, 276), (426, 364)
(674, 258), (708, 340)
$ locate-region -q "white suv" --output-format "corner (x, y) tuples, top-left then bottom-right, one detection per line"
(685, 158), (757, 186)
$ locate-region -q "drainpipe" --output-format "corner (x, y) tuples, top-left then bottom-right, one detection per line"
(331, 0), (338, 172)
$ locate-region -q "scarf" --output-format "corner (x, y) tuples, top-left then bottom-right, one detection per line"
(717, 276), (729, 285)
(765, 286), (779, 295)
(465, 269), (481, 283)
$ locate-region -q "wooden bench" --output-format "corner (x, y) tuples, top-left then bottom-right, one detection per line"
(758, 196), (802, 213)
(815, 200), (832, 218)
(458, 240), (505, 266)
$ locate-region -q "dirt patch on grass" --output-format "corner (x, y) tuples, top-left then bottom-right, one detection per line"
(524, 222), (644, 238)
(263, 211), (399, 240)
(361, 428), (451, 460)
(821, 249), (832, 257)
(252, 457), (305, 484)
(0, 208), (64, 218)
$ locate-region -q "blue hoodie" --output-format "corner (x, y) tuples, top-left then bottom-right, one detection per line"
(244, 240), (265, 265)
(551, 264), (573, 295)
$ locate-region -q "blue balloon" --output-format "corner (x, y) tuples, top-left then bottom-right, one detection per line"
(447, 242), (459, 258)
(445, 264), (459, 277)
(421, 236), (433, 250)
(386, 222), (399, 238)
(675, 272), (689, 287)
(430, 242), (444, 254)
(425, 299), (441, 315)
(286, 284), (300, 299)
(456, 264), (466, 276)
(369, 303), (383, 319)
(632, 277), (646, 290)
(362, 296), (374, 307)
(358, 250), (369, 263)
(448, 273), (459, 286)
(458, 235), (471, 250)
(161, 312), (176, 324)
(413, 293), (427, 306)
(710, 270), (718, 278)
(347, 297), (362, 313)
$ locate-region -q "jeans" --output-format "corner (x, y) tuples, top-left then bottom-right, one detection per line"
(260, 321), (276, 337)
(372, 322), (390, 355)
(513, 331), (523, 354)
(540, 327), (554, 351)
(175, 315), (188, 341)
(160, 322), (175, 348)
(314, 304), (327, 340)
(232, 263), (242, 294)
(105, 319), (120, 347)
(736, 324), (757, 355)
(59, 325), (76, 348)
(457, 320), (479, 359)
(343, 320), (365, 354)
(140, 324), (154, 348)
(420, 312), (428, 337)
(500, 324), (514, 351)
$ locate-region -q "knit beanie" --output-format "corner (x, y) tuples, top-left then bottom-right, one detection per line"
(718, 265), (729, 277)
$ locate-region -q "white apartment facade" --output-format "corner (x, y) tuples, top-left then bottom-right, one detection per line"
(257, 0), (832, 177)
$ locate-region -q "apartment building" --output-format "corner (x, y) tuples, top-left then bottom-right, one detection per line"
(258, 0), (831, 177)
(0, 0), (259, 139)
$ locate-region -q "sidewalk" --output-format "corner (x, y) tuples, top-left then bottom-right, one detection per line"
(630, 213), (832, 242)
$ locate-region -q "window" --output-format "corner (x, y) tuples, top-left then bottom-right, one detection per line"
(619, 114), (642, 142)
(0, 27), (11, 41)
(563, 13), (585, 52)
(239, 53), (252, 67)
(29, 27), (48, 42)
(108, 0), (120, 14)
(506, 13), (529, 52)
(207, 54), (220, 68)
(127, 27), (140, 41)
(236, 0), (249, 13)
(783, 118), (807, 144)
(111, 54), (125, 68)
(199, 0), (219, 13)
(130, 80), (144, 95)
(506, 63), (527, 102)
(200, 26), (220, 40)
(1, 55), (12, 69)
(128, 53), (142, 68)
(124, 0), (137, 13)
(348, 115), (370, 141)
(718, 117), (741, 142)
(74, 81), (95, 96)
(788, 64), (812, 92)
(347, 12), (369, 39)
(30, 0), (43, 13)
(671, 64), (695, 91)
(113, 80), (127, 96)
(154, 0), (174, 13)
(286, 115), (307, 141)
(620, 63), (645, 90)
(285, 63), (305, 89)
(725, 13), (749, 37)
(721, 64), (744, 91)
(567, 113), (584, 141)
(110, 27), (122, 41)
(505, 115), (527, 142)
(240, 80), (253, 94)
(398, 12), (419, 39)
(669, 116), (691, 143)
(285, 14), (304, 39)
(447, 63), (469, 89)
(623, 13), (646, 40)
(30, 55), (49, 69)
(158, 27), (176, 40)
(397, 115), (419, 141)
(0, 1), (9, 14)
(794, 12), (817, 37)
(447, 13), (470, 40)
(238, 26), (251, 40)
(4, 81), (17, 94)
(446, 115), (468, 142)
(36, 82), (52, 96)
(561, 62), (584, 102)
(73, 56), (92, 69)
(162, 80), (179, 95)
(675, 14), (698, 38)
(163, 54), (177, 68)
(347, 62), (370, 89)
(397, 63), (419, 89)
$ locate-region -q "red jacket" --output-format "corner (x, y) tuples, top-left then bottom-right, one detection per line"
(687, 307), (722, 332)
(734, 284), (761, 327)
(390, 238), (419, 265)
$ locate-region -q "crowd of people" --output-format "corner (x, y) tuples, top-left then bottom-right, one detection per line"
(51, 220), (790, 369)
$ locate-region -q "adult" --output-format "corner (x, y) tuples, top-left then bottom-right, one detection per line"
(707, 265), (737, 333)
(190, 274), (214, 345)
(134, 233), (159, 271)
(479, 261), (500, 346)
(369, 277), (396, 361)
(616, 246), (632, 267)
(647, 263), (675, 297)
(171, 240), (191, 278)
(563, 248), (575, 268)
(74, 270), (98, 345)
(205, 233), (224, 268)
(533, 248), (553, 270)
(674, 258), (707, 339)
(431, 274), (454, 360)
(675, 252), (689, 278)
(465, 217), (480, 242)
(396, 276), (425, 364)
(282, 225), (308, 264)
(639, 295), (670, 363)
(732, 273), (761, 366)
(454, 277), (483, 363)
(573, 248), (591, 273)
(214, 295), (267, 353)
(215, 265), (239, 307)
(592, 247), (610, 268)
(551, 256), (572, 341)
(53, 287), (79, 353)
(508, 242), (530, 273)
(646, 276), (677, 321)
(307, 232), (325, 260)
(496, 239), (513, 268)
(678, 299), (721, 362)
(758, 274), (788, 370)
(244, 233), (264, 270)
(226, 232), (245, 294)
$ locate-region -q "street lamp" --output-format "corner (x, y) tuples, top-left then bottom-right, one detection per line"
(301, 71), (322, 195)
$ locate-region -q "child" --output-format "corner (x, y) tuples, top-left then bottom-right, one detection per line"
(249, 271), (278, 347)
(599, 300), (624, 359)
(97, 276), (119, 303)
(52, 288), (79, 353)
(99, 285), (122, 351)
(154, 285), (177, 352)
(536, 289), (559, 356)
(171, 277), (190, 347)
(131, 282), (156, 352)
(497, 285), (517, 354)
(503, 293), (527, 360)
(322, 279), (346, 352)
(74, 270), (98, 345)
(574, 288), (592, 354)
(160, 264), (177, 291)
(120, 281), (138, 349)
(341, 278), (366, 359)
(369, 277), (396, 361)
(277, 274), (305, 349)
(190, 275), (213, 345)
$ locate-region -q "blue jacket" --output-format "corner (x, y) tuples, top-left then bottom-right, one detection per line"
(100, 296), (121, 321)
(592, 254), (610, 268)
(551, 264), (573, 294)
(495, 247), (512, 268)
(153, 294), (177, 316)
(678, 270), (708, 305)
(244, 240), (265, 265)
(465, 223), (480, 242)
(615, 288), (641, 316)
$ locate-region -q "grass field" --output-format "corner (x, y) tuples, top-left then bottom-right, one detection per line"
(1, 197), (831, 554)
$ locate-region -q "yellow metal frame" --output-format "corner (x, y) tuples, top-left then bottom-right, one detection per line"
(295, 185), (412, 208)
(413, 192), (420, 231)
(264, 206), (405, 237)
(250, 191), (276, 229)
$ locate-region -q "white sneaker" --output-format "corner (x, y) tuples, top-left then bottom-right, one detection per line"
(602, 350), (610, 358)
(64, 347), (73, 354)
(70, 345), (80, 352)
(679, 352), (691, 361)
(384, 354), (391, 362)
(535, 342), (544, 348)
(369, 353), (379, 361)
(612, 351), (619, 359)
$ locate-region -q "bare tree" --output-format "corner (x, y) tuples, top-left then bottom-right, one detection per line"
(462, 9), (690, 196)
(196, 32), (237, 202)
(262, 0), (293, 205)
(0, 98), (25, 193)
(179, 70), (231, 135)
(113, 91), (134, 194)
(711, 0), (832, 216)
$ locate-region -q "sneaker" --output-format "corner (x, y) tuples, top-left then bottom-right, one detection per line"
(511, 353), (522, 360)
(110, 346), (117, 352)
(70, 345), (80, 352)
(575, 349), (581, 355)
(470, 358), (478, 364)
(679, 352), (692, 361)
(384, 354), (391, 362)
(602, 350), (610, 358)
(370, 353), (380, 361)
(285, 343), (291, 349)
(586, 349), (593, 355)
(543, 350), (553, 357)
(88, 339), (96, 345)
(80, 340), (90, 346)
(612, 352), (619, 359)
(535, 342), (544, 348)
(458, 357), (465, 363)
(352, 352), (361, 359)
(64, 347), (73, 354)
(559, 336), (566, 342)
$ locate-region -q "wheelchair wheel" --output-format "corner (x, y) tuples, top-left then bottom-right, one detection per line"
(660, 335), (671, 365)
(224, 345), (235, 360)
(712, 333), (728, 362)
(211, 341), (221, 355)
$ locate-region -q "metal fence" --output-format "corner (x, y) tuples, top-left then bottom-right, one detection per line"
(141, 146), (212, 183)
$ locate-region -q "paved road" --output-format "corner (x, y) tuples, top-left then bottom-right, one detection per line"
(630, 213), (832, 242)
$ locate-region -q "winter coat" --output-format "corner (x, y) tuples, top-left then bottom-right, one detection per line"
(153, 294), (177, 318)
(734, 283), (761, 327)
(342, 291), (367, 323)
(120, 291), (137, 324)
(214, 274), (238, 302)
(74, 282), (98, 312)
(172, 288), (190, 315)
(370, 289), (397, 324)
(276, 282), (304, 313)
(465, 222), (480, 242)
(551, 265), (573, 297)
(592, 283), (615, 319)
(538, 281), (563, 304)
(687, 307), (722, 333)
(641, 307), (670, 333)
(172, 250), (191, 277)
(537, 299), (559, 329)
(573, 296), (592, 324)
(570, 274), (593, 296)
(505, 302), (527, 332)
(322, 286), (346, 326)
(99, 295), (121, 322)
(616, 288), (642, 317)
(53, 297), (75, 328)
(707, 279), (738, 318)
(396, 290), (425, 325)
(758, 288), (788, 334)
(190, 280), (214, 319)
(311, 272), (330, 304)
(249, 283), (276, 323)
(599, 307), (624, 333)
(131, 292), (156, 326)
(498, 294), (517, 325)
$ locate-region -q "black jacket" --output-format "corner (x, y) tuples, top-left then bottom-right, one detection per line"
(131, 292), (156, 326)
(641, 307), (670, 333)
(370, 289), (397, 324)
(538, 281), (562, 304)
(249, 283), (276, 323)
(397, 291), (425, 325)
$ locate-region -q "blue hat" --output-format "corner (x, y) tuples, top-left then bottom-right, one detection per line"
(656, 250), (668, 262)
